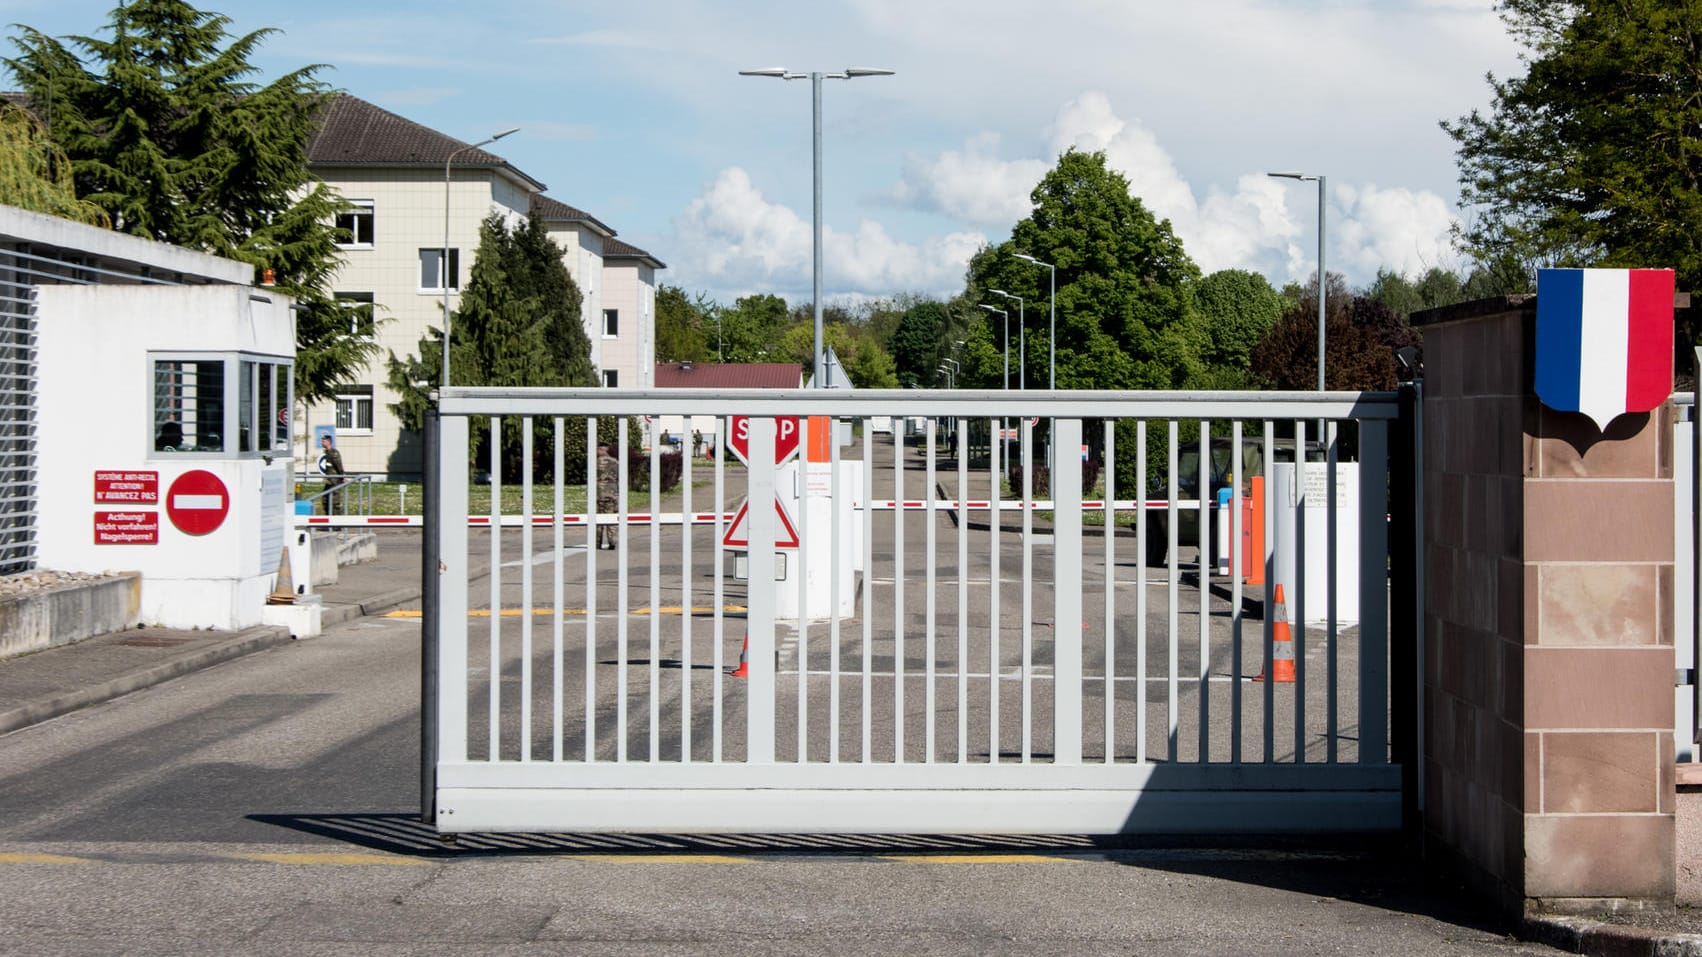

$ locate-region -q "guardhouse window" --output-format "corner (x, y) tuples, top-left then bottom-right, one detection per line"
(151, 352), (292, 458)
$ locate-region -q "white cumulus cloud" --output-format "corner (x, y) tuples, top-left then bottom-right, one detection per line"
(673, 167), (984, 300)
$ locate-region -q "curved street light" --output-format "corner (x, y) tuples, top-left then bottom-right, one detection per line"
(1012, 254), (1056, 390)
(988, 289), (1024, 390)
(740, 66), (894, 388)
(1267, 171), (1326, 394)
(443, 127), (520, 386)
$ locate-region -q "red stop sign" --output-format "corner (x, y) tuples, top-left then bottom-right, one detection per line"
(728, 415), (801, 466)
(166, 469), (229, 536)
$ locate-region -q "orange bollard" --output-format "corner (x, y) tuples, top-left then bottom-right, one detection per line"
(1245, 476), (1266, 586)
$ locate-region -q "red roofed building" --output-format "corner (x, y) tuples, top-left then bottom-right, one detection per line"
(652, 362), (803, 452)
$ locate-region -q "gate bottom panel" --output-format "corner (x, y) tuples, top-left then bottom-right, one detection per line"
(434, 786), (1400, 835)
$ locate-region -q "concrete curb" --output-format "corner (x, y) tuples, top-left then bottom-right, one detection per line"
(0, 624), (291, 736)
(1522, 915), (1702, 956)
(321, 587), (422, 627)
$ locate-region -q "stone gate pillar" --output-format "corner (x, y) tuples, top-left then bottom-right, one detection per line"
(1415, 294), (1683, 915)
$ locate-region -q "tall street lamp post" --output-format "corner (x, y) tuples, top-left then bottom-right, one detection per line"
(1267, 171), (1326, 395)
(740, 67), (894, 388)
(1012, 254), (1056, 389)
(443, 128), (519, 387)
(988, 289), (1024, 390)
(979, 304), (1010, 478)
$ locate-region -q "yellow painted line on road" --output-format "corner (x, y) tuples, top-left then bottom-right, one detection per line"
(384, 606), (746, 619)
(232, 852), (431, 866)
(877, 854), (1078, 864)
(0, 852), (90, 864)
(579, 854), (754, 864)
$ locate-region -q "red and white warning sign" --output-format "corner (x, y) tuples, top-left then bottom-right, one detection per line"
(727, 415), (802, 467)
(720, 498), (800, 549)
(165, 469), (229, 536)
(94, 510), (158, 545)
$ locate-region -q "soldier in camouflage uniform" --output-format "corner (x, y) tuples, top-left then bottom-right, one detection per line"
(596, 442), (620, 549)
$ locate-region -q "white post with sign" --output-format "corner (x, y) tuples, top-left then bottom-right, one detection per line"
(1271, 460), (1361, 625)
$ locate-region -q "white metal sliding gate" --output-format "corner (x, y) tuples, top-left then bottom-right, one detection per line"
(423, 388), (1416, 835)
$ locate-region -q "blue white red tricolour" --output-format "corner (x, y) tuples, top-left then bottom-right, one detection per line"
(1534, 268), (1675, 429)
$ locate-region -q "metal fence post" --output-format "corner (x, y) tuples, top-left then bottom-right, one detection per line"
(420, 403), (440, 823)
(1388, 382), (1421, 835)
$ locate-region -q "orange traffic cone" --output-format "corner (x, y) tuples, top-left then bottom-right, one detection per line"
(1253, 584), (1295, 683)
(729, 634), (749, 678)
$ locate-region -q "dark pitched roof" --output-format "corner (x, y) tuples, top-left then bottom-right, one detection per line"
(307, 93), (546, 191)
(655, 362), (801, 389)
(529, 194), (616, 238)
(603, 236), (666, 269)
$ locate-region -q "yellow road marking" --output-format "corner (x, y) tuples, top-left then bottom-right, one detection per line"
(578, 854), (753, 864)
(877, 854), (1075, 864)
(232, 852), (430, 866)
(0, 852), (89, 864)
(384, 606), (746, 619)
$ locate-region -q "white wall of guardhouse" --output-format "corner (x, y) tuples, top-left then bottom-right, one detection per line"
(35, 284), (295, 630)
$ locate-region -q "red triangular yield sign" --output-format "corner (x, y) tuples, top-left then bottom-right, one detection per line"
(720, 497), (800, 548)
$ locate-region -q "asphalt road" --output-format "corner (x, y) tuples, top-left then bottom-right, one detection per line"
(0, 612), (1552, 955)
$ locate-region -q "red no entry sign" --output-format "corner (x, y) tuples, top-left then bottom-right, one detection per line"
(166, 469), (229, 536)
(728, 415), (801, 467)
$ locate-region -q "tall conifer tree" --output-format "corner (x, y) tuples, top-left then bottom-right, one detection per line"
(5, 1), (375, 402)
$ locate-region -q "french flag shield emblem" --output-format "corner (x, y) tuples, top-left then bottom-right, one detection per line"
(1534, 268), (1675, 429)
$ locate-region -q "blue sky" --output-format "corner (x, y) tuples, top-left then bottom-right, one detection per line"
(4, 1), (1521, 306)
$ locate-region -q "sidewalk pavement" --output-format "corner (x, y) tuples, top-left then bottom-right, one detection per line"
(0, 528), (425, 738)
(1, 526), (1701, 955)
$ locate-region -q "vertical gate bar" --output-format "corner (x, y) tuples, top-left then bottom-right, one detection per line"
(747, 417), (777, 765)
(862, 421), (874, 764)
(616, 423), (629, 762)
(1197, 420), (1211, 762)
(1104, 420), (1116, 764)
(420, 406), (441, 821)
(893, 424), (905, 762)
(586, 417), (599, 762)
(439, 413), (469, 767)
(713, 416), (726, 763)
(958, 415), (969, 764)
(681, 418), (694, 764)
(1230, 420), (1244, 763)
(552, 416), (564, 763)
(1293, 418), (1307, 764)
(1136, 419), (1148, 764)
(488, 417), (502, 760)
(1054, 417), (1083, 765)
(829, 418), (842, 765)
(797, 420), (809, 763)
(1166, 420), (1179, 763)
(1263, 419), (1275, 762)
(650, 429), (661, 763)
(520, 420), (534, 761)
(1021, 420), (1034, 763)
(1326, 420), (1339, 764)
(1359, 418), (1390, 764)
(989, 416), (1002, 765)
(925, 420), (937, 763)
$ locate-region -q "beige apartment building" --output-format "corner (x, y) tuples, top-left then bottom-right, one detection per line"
(305, 94), (663, 477)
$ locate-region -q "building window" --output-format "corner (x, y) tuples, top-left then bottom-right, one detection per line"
(335, 292), (376, 337)
(419, 248), (460, 292)
(603, 308), (619, 338)
(334, 385), (374, 435)
(335, 200), (375, 247)
(603, 370), (618, 388)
